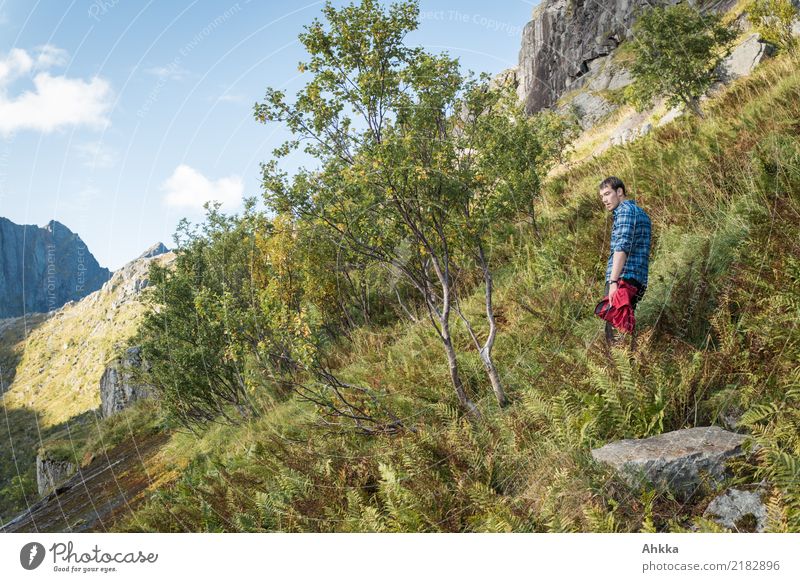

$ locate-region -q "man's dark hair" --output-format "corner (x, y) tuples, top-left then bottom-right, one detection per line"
(599, 176), (626, 196)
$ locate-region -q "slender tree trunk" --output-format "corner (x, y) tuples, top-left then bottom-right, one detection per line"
(431, 250), (481, 420)
(478, 244), (509, 407)
(394, 285), (418, 322)
(440, 328), (480, 419)
(685, 96), (705, 119)
(531, 207), (541, 243)
(479, 347), (507, 407)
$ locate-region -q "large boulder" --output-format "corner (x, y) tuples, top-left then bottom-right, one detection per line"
(591, 426), (752, 499)
(99, 346), (152, 418)
(36, 453), (76, 497)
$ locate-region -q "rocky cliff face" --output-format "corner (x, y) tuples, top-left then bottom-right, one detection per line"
(0, 217), (111, 318)
(516, 0), (740, 116)
(100, 346), (152, 418)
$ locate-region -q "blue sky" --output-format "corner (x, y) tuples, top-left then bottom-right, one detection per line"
(0, 0), (538, 270)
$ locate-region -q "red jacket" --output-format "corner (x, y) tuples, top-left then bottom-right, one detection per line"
(594, 280), (638, 334)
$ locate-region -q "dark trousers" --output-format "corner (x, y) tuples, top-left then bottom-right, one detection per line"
(604, 277), (645, 348)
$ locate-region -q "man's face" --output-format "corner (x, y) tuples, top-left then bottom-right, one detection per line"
(600, 186), (625, 211)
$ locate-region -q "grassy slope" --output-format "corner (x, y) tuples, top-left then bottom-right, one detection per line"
(0, 253), (174, 522)
(109, 48), (800, 532)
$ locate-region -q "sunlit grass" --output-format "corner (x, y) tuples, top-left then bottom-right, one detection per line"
(79, 48), (800, 532)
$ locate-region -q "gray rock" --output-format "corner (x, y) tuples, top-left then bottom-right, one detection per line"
(703, 487), (767, 532)
(0, 218), (111, 318)
(490, 67), (519, 91)
(563, 90), (615, 130)
(720, 408), (744, 432)
(657, 106), (684, 127)
(605, 108), (653, 147)
(137, 242), (170, 260)
(720, 33), (771, 82)
(100, 346), (152, 418)
(606, 66), (633, 92)
(106, 251), (174, 309)
(36, 454), (76, 497)
(587, 57), (633, 93)
(517, 0), (739, 115)
(591, 426), (752, 499)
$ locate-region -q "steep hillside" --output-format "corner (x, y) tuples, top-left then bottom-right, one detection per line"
(0, 251), (174, 523)
(106, 47), (800, 532)
(4, 2), (798, 535)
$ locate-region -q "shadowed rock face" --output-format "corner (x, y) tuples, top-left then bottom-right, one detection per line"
(36, 455), (76, 497)
(100, 347), (152, 418)
(0, 217), (110, 318)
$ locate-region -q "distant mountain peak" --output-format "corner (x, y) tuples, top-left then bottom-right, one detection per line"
(0, 216), (110, 317)
(137, 242), (170, 260)
(44, 219), (71, 233)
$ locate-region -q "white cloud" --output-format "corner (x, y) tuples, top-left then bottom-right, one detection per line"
(143, 64), (192, 81)
(0, 48), (33, 85)
(34, 44), (69, 69)
(0, 46), (112, 136)
(215, 93), (246, 103)
(74, 140), (116, 168)
(0, 45), (69, 85)
(0, 73), (112, 135)
(161, 164), (243, 211)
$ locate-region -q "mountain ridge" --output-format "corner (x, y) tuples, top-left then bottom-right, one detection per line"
(0, 216), (111, 318)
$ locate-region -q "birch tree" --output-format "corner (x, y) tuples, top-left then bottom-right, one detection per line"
(255, 0), (559, 416)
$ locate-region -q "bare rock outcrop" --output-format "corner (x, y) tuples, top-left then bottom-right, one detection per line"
(104, 247), (174, 310)
(516, 0), (740, 117)
(137, 242), (169, 260)
(591, 426), (754, 499)
(36, 453), (76, 497)
(719, 33), (774, 82)
(100, 346), (152, 418)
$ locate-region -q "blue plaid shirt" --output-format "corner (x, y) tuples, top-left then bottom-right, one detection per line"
(606, 199), (651, 287)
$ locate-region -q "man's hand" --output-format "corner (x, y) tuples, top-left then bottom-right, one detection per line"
(608, 281), (618, 303)
(609, 250), (627, 303)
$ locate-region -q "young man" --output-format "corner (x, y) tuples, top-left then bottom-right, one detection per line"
(599, 176), (652, 349)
